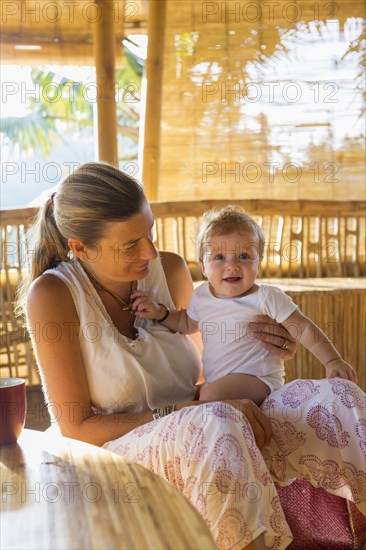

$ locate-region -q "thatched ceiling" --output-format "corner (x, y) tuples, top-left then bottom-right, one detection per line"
(1, 0), (147, 65)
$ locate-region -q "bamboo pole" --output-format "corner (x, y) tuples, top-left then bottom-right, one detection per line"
(93, 0), (118, 165)
(142, 0), (166, 200)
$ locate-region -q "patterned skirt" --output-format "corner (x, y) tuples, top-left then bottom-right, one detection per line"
(103, 379), (366, 549)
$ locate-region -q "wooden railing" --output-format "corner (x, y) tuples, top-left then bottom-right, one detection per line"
(151, 199), (365, 278)
(1, 208), (39, 384)
(1, 199), (365, 282)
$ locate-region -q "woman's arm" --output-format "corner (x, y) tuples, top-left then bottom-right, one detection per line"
(27, 275), (159, 445)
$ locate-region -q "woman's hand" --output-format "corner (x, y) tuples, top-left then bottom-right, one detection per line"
(224, 399), (273, 449)
(177, 399), (272, 450)
(248, 314), (298, 360)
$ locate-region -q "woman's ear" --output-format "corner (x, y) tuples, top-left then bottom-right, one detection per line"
(68, 238), (87, 260)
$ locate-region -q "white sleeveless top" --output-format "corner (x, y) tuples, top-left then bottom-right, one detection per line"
(44, 256), (202, 414)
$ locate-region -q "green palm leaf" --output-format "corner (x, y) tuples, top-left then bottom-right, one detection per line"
(1, 46), (144, 158)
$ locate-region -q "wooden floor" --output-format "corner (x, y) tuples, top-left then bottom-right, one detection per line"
(25, 385), (51, 431)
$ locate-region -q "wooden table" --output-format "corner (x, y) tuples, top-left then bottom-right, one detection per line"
(0, 429), (217, 550)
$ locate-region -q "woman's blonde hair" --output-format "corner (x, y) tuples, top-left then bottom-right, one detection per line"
(16, 162), (146, 316)
(197, 205), (264, 261)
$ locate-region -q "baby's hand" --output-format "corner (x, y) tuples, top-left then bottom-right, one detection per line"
(325, 358), (358, 384)
(130, 290), (166, 320)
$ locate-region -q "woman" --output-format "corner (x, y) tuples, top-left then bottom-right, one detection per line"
(20, 163), (366, 550)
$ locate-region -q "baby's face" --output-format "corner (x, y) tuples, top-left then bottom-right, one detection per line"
(200, 231), (261, 299)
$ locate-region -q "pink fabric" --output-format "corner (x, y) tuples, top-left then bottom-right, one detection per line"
(103, 379), (366, 549)
(276, 479), (366, 549)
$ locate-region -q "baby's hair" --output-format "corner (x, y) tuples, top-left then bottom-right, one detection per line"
(197, 205), (265, 261)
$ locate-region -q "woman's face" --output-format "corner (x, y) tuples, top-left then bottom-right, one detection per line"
(81, 200), (158, 284)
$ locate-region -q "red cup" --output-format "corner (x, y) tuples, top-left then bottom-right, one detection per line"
(0, 378), (26, 445)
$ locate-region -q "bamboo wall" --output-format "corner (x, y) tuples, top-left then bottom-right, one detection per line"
(158, 0), (366, 201)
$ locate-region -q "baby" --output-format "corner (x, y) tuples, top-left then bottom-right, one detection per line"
(132, 206), (357, 405)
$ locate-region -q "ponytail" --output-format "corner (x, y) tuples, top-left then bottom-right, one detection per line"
(30, 196), (70, 276)
(15, 196), (70, 317)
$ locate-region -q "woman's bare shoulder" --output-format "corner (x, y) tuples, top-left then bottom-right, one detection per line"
(28, 272), (70, 299)
(27, 272), (78, 320)
(159, 251), (188, 271)
(159, 251), (193, 309)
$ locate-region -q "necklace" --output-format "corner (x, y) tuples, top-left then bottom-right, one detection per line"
(80, 263), (135, 312)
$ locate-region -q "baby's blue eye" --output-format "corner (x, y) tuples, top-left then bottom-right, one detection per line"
(214, 254), (225, 261)
(239, 253), (250, 260)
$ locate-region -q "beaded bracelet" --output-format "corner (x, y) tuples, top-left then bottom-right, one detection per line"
(157, 303), (170, 323)
(152, 404), (176, 421)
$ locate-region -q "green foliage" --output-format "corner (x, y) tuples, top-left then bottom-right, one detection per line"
(1, 111), (57, 157)
(1, 45), (144, 158)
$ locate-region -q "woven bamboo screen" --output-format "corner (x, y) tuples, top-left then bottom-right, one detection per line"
(158, 0), (365, 201)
